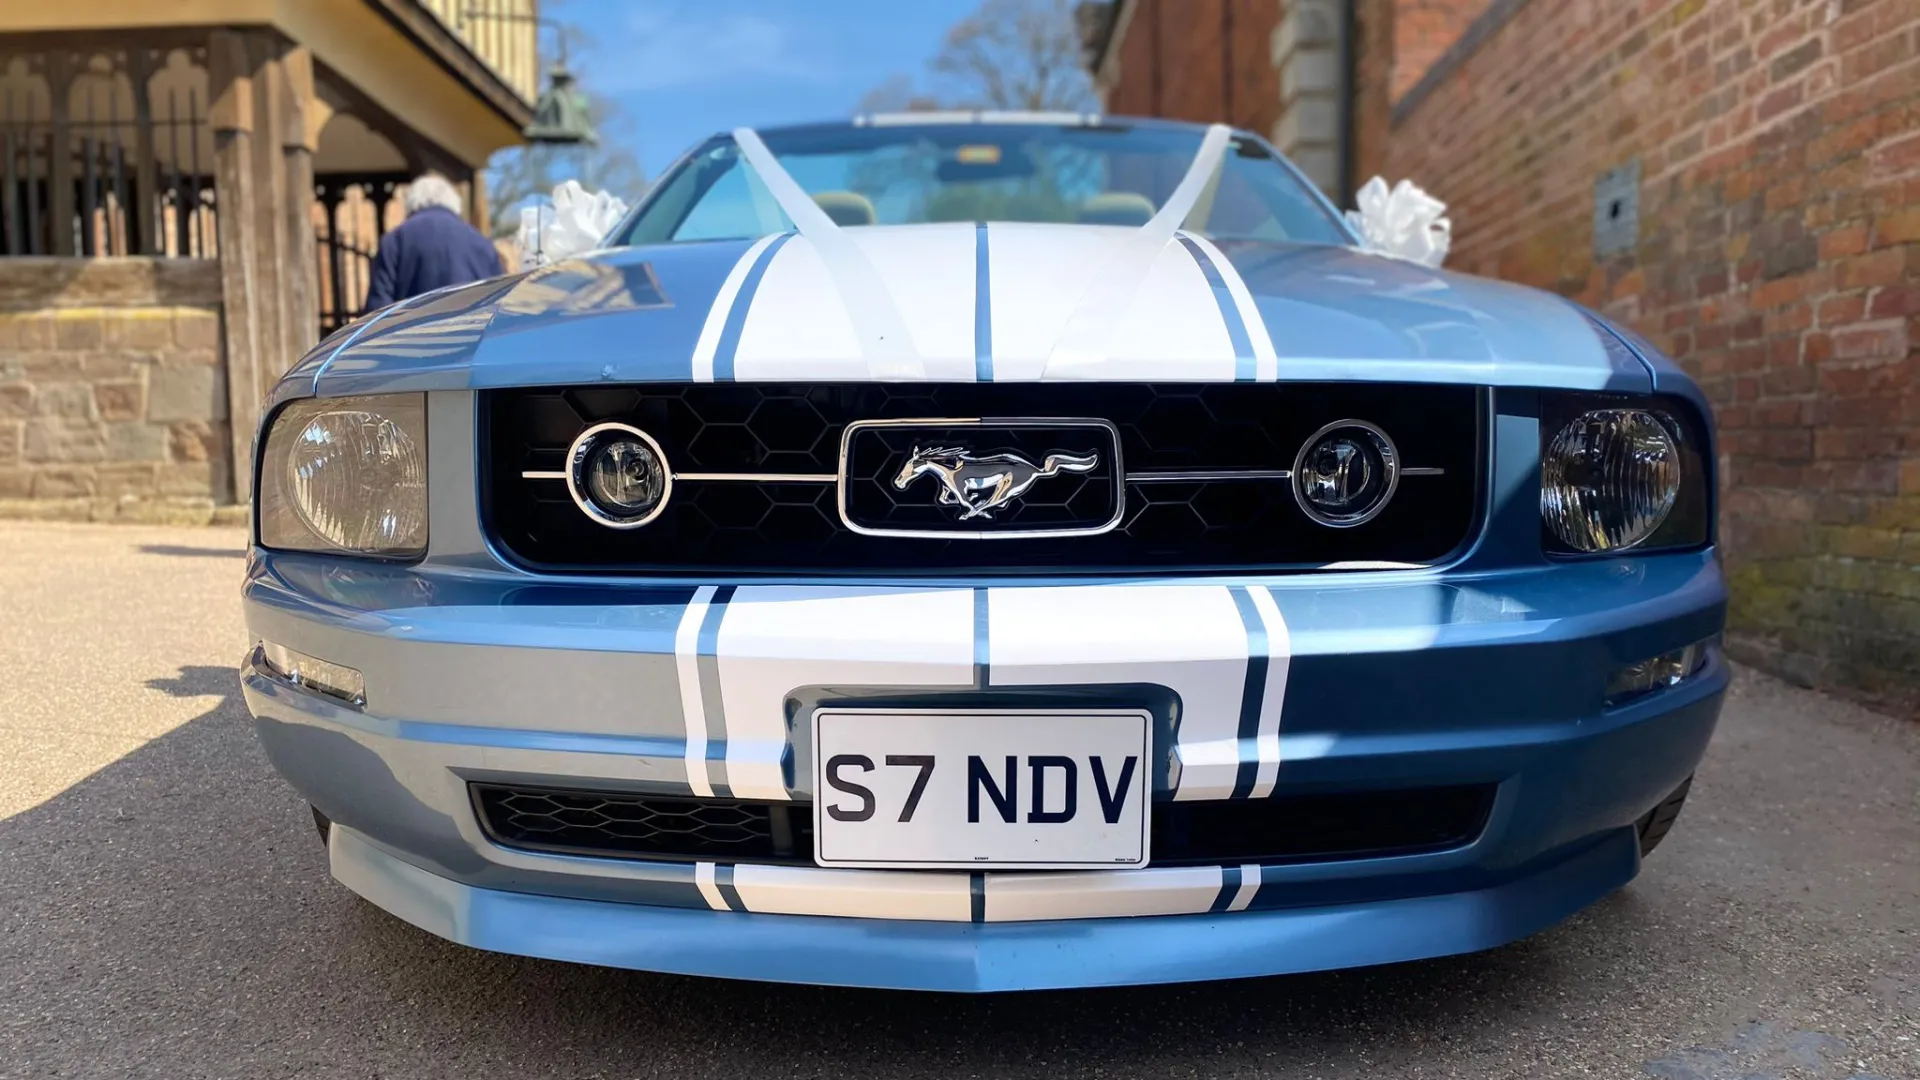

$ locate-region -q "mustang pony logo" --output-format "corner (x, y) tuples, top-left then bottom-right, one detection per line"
(893, 446), (1100, 520)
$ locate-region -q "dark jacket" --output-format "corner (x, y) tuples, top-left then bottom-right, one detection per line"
(363, 205), (504, 311)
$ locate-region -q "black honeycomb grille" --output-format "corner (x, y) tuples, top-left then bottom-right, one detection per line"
(483, 383), (1484, 574)
(472, 786), (808, 861)
(470, 783), (1496, 867)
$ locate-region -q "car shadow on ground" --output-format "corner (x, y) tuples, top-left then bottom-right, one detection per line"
(0, 665), (1662, 1078)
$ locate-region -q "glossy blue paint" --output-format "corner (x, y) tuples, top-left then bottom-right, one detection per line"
(325, 817), (1640, 992)
(1575, 302), (1720, 446)
(277, 234), (1669, 400)
(1209, 240), (1653, 392)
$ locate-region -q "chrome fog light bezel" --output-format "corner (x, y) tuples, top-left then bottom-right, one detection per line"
(565, 422), (674, 529)
(1604, 639), (1712, 708)
(257, 640), (367, 708)
(1291, 419), (1401, 528)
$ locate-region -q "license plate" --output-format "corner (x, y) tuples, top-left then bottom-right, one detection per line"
(811, 708), (1152, 870)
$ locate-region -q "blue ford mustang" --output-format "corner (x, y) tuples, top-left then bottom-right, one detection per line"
(241, 115), (1727, 991)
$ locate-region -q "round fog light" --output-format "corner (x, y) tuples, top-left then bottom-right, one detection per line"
(566, 424), (672, 528)
(1541, 409), (1679, 552)
(1292, 421), (1399, 527)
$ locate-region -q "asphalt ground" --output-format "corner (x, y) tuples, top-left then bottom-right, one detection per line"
(0, 520), (1915, 1080)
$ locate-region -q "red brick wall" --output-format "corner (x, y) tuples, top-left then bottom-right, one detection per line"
(1391, 0), (1493, 98)
(1361, 0), (1920, 704)
(1102, 0), (1283, 136)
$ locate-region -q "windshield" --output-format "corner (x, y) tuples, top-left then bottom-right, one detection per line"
(616, 122), (1351, 247)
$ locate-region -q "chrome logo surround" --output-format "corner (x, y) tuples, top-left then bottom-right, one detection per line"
(837, 417), (1126, 540)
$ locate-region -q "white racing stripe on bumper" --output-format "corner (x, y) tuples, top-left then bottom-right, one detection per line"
(731, 864), (973, 921)
(710, 864), (1227, 923)
(674, 586), (718, 797)
(675, 581), (1290, 922)
(695, 861), (728, 910)
(1245, 586), (1290, 799)
(1227, 863), (1263, 912)
(985, 585), (1261, 800)
(981, 866), (1224, 922)
(714, 587), (976, 800)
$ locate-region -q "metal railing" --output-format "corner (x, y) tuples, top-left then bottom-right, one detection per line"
(0, 48), (217, 258)
(315, 175), (405, 336)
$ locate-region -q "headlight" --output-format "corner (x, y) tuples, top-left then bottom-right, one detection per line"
(258, 394), (428, 556)
(1540, 395), (1709, 555)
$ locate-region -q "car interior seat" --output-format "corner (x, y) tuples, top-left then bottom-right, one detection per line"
(812, 191), (877, 226)
(1078, 192), (1157, 226)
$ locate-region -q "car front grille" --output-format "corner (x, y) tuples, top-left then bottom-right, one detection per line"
(482, 382), (1485, 574)
(470, 783), (1496, 868)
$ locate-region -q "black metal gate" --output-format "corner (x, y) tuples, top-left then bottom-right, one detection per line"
(313, 173), (404, 337)
(0, 47), (217, 258)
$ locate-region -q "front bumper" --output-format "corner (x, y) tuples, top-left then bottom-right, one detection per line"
(242, 549), (1727, 990)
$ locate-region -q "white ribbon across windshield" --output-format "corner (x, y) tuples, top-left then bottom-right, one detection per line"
(731, 127), (926, 379)
(1040, 122), (1236, 378)
(730, 122), (1236, 382)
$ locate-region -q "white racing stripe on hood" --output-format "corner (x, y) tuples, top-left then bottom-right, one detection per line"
(691, 232), (786, 382)
(731, 226), (980, 381)
(702, 124), (1251, 384)
(1041, 123), (1235, 379)
(983, 225), (1235, 381)
(733, 127), (925, 378)
(1179, 230), (1280, 381)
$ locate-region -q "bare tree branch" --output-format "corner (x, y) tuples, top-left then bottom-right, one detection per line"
(863, 0), (1098, 114)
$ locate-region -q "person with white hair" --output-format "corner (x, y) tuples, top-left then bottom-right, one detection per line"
(362, 172), (505, 311)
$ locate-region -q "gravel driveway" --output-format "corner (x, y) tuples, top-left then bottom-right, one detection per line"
(1, 521), (1914, 1079)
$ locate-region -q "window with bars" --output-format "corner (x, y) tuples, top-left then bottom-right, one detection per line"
(0, 47), (217, 258)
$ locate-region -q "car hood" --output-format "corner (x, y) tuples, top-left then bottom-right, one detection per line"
(297, 222), (1651, 398)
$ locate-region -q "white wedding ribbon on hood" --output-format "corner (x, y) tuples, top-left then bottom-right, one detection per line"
(1040, 123), (1235, 379)
(731, 127), (926, 379)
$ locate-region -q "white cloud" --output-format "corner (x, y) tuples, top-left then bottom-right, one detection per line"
(584, 6), (831, 93)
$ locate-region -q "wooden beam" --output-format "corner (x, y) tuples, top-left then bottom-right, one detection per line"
(281, 43), (319, 355)
(246, 31), (289, 392)
(467, 169), (488, 233)
(208, 27), (259, 504)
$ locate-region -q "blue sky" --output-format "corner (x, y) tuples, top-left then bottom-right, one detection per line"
(557, 0), (983, 178)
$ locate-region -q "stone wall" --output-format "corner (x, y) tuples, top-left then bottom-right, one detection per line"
(1271, 0), (1350, 192)
(1356, 0), (1920, 707)
(0, 258), (241, 525)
